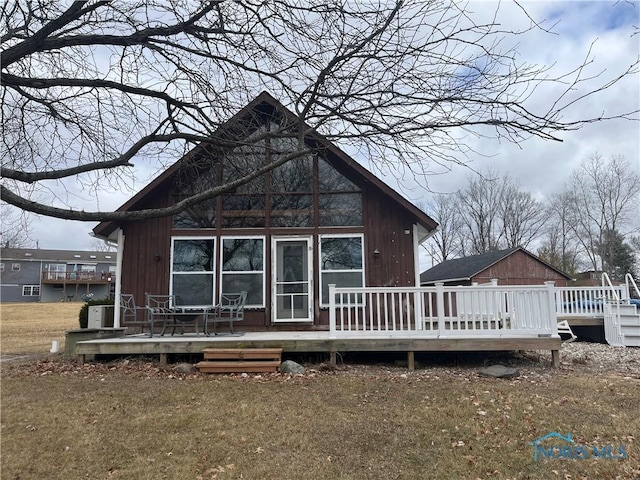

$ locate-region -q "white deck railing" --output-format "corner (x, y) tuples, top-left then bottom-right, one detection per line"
(328, 283), (558, 338)
(626, 273), (640, 299)
(554, 284), (628, 317)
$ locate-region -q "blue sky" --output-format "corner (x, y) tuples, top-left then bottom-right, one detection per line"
(546, 0), (637, 32)
(25, 1), (639, 260)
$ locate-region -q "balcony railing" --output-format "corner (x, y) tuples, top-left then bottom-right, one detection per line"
(41, 272), (115, 283)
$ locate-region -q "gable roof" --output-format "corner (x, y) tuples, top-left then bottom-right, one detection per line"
(420, 246), (572, 284)
(93, 92), (438, 239)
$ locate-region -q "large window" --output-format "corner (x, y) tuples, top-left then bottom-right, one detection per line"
(270, 140), (314, 227)
(170, 238), (216, 307)
(170, 129), (364, 230)
(46, 264), (66, 280)
(22, 285), (40, 296)
(319, 235), (365, 305)
(221, 128), (267, 228)
(221, 237), (265, 307)
(318, 158), (362, 226)
(172, 151), (218, 229)
(173, 198), (216, 229)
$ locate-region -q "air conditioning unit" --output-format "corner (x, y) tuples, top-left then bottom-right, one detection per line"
(87, 305), (114, 328)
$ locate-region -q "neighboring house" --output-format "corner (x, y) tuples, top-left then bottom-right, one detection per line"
(92, 92), (438, 329)
(420, 247), (572, 287)
(572, 270), (604, 286)
(0, 248), (117, 303)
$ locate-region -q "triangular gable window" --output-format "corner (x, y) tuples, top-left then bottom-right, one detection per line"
(172, 126), (363, 229)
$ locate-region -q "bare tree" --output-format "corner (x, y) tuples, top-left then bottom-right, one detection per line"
(1, 1), (638, 222)
(89, 238), (116, 252)
(455, 169), (545, 255)
(537, 192), (583, 275)
(457, 169), (506, 254)
(421, 194), (463, 264)
(564, 154), (640, 272)
(0, 202), (33, 248)
(500, 183), (546, 249)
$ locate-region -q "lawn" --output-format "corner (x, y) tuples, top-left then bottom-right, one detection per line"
(0, 302), (81, 354)
(1, 303), (639, 479)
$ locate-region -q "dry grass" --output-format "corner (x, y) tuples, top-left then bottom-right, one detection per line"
(0, 302), (81, 354)
(1, 365), (638, 480)
(1, 305), (639, 479)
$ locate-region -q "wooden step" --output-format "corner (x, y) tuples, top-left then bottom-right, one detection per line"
(195, 360), (281, 373)
(202, 347), (282, 361)
(197, 348), (283, 374)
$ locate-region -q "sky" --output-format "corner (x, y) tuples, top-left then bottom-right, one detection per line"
(19, 0), (640, 260)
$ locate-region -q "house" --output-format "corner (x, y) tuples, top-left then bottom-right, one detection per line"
(420, 247), (572, 287)
(572, 270), (604, 286)
(0, 248), (116, 302)
(93, 92), (439, 329)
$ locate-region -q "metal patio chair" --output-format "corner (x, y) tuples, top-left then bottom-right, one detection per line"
(119, 293), (149, 334)
(205, 291), (247, 336)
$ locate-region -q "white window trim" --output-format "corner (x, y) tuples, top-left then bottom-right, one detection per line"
(22, 285), (40, 296)
(12, 263), (21, 271)
(318, 233), (365, 307)
(169, 236), (216, 308)
(220, 235), (266, 308)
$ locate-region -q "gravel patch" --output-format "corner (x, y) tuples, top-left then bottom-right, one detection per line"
(556, 341), (640, 376)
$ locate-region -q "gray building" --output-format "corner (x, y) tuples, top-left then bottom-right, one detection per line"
(0, 248), (116, 303)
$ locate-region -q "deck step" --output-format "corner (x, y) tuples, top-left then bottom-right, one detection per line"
(196, 360), (282, 373)
(197, 348), (283, 373)
(202, 347), (282, 361)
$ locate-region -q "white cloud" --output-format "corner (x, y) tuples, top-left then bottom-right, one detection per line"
(18, 1), (640, 252)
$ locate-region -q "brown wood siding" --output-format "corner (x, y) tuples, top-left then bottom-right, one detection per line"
(118, 162), (422, 331)
(363, 185), (417, 288)
(473, 250), (568, 286)
(120, 193), (173, 305)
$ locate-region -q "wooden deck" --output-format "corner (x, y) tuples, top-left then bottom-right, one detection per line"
(75, 331), (561, 369)
(561, 316), (604, 327)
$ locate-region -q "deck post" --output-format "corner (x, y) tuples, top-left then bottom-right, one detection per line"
(414, 290), (423, 331)
(330, 351), (337, 367)
(160, 352), (168, 366)
(329, 284), (337, 337)
(77, 354), (85, 366)
(551, 349), (560, 368)
(407, 351), (415, 371)
(435, 283), (445, 337)
(545, 281), (558, 336)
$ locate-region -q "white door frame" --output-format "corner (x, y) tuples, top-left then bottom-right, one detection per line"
(272, 236), (313, 323)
